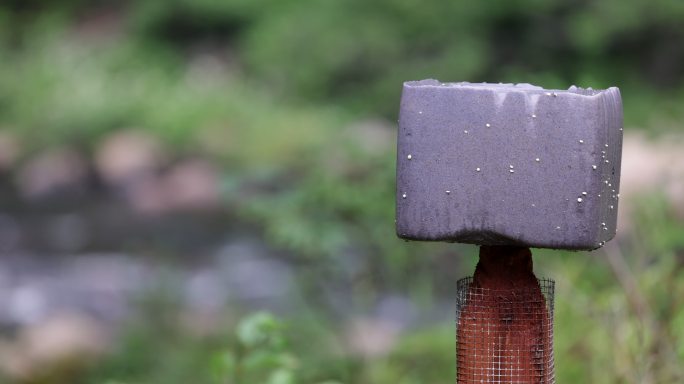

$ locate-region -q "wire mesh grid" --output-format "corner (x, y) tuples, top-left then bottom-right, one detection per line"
(456, 277), (555, 383)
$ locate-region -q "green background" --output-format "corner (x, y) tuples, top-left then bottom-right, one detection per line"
(0, 1), (683, 383)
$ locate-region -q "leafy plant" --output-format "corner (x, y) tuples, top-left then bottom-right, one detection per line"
(211, 312), (341, 384)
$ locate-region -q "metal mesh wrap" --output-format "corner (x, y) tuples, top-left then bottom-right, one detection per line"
(456, 277), (555, 383)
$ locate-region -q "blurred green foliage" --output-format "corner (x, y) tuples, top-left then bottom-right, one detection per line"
(3, 0), (684, 130)
(542, 195), (684, 382)
(86, 308), (456, 384)
(211, 312), (309, 384)
(0, 0), (683, 383)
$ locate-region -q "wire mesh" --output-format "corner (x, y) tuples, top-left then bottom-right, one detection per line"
(456, 277), (555, 383)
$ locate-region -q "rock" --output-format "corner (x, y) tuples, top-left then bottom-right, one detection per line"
(345, 317), (400, 358)
(125, 177), (168, 214)
(0, 252), (147, 329)
(184, 268), (228, 313)
(95, 130), (165, 187)
(15, 148), (88, 201)
(214, 240), (296, 312)
(45, 213), (90, 252)
(665, 179), (684, 219)
(162, 159), (221, 211)
(6, 284), (48, 327)
(117, 158), (221, 214)
(0, 214), (21, 253)
(0, 132), (21, 172)
(0, 312), (109, 382)
(374, 295), (418, 328)
(616, 132), (684, 233)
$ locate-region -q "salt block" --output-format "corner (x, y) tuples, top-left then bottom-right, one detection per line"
(396, 80), (623, 250)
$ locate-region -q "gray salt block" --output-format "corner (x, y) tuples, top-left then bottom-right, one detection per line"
(396, 80), (623, 250)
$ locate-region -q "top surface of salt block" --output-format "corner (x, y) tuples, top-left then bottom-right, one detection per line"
(396, 80), (623, 250)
